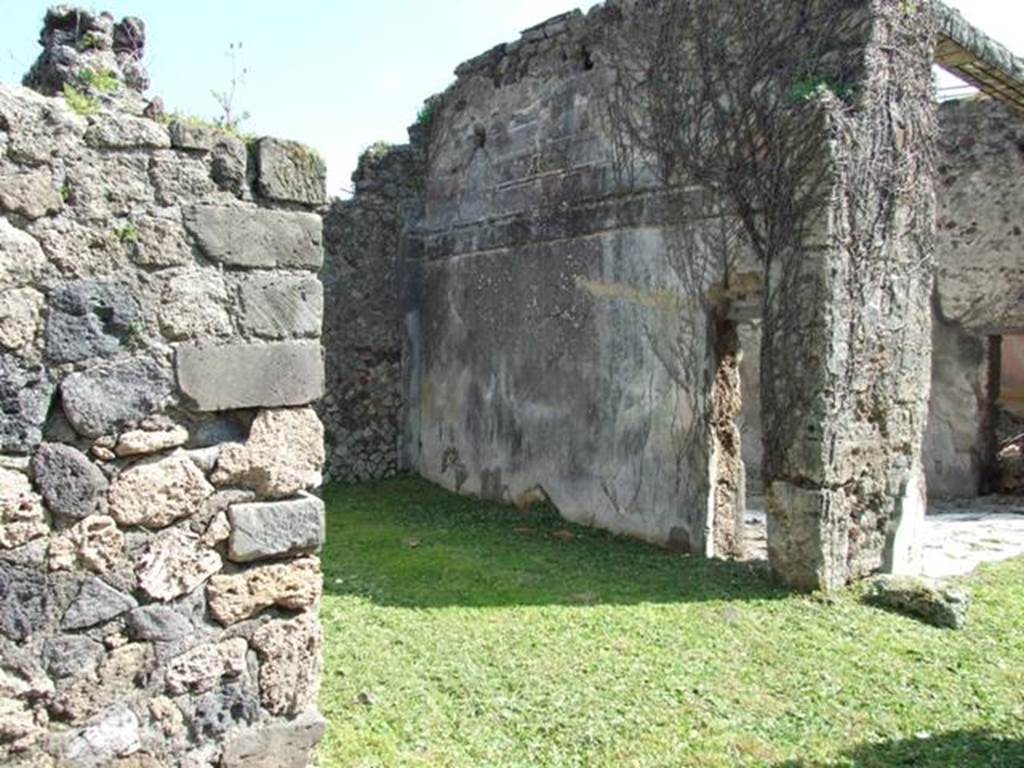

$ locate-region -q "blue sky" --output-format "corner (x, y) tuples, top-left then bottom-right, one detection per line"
(1, 1), (1021, 198)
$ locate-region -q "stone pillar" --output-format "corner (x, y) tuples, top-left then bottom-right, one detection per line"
(1, 9), (329, 765)
(762, 2), (937, 590)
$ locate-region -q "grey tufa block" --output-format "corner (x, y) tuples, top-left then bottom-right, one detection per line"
(227, 493), (325, 563)
(176, 341), (324, 411)
(254, 138), (327, 206)
(184, 205), (323, 270)
(221, 708), (326, 768)
(236, 272), (324, 340)
(61, 576), (138, 631)
(126, 605), (194, 642)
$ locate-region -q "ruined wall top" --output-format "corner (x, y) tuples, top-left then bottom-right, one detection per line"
(22, 6), (151, 115)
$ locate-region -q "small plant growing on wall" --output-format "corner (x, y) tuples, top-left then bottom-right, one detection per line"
(62, 83), (99, 115)
(212, 42), (251, 132)
(78, 67), (120, 93)
(114, 222), (138, 243)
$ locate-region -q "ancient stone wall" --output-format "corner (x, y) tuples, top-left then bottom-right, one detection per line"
(399, 6), (741, 551)
(737, 97), (1024, 502)
(925, 97), (1024, 497)
(319, 142), (422, 483)
(935, 99), (1024, 335)
(1, 9), (327, 767)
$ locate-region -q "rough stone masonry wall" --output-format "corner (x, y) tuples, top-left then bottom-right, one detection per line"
(763, 1), (937, 590)
(318, 142), (422, 483)
(924, 97), (1024, 497)
(400, 5), (744, 551)
(737, 97), (1024, 501)
(1, 9), (328, 767)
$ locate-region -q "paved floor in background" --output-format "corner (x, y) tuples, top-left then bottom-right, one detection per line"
(743, 495), (1024, 579)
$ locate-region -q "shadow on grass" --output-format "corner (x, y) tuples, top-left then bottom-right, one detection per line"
(321, 475), (787, 608)
(774, 731), (1024, 767)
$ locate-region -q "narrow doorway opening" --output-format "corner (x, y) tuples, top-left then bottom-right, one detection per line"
(707, 312), (766, 563)
(996, 333), (1024, 494)
(736, 319), (766, 560)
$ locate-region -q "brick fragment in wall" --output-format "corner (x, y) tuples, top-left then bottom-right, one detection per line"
(184, 205), (323, 270)
(227, 494), (325, 563)
(176, 341), (324, 411)
(253, 138), (327, 206)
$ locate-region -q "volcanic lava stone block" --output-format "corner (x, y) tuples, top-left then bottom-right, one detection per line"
(45, 281), (142, 363)
(31, 443), (108, 519)
(60, 356), (174, 438)
(0, 561), (48, 641)
(0, 354), (52, 453)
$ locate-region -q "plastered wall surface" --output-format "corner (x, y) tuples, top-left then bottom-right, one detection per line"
(399, 8), (737, 551)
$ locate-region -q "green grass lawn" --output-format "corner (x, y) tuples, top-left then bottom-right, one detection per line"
(318, 477), (1024, 767)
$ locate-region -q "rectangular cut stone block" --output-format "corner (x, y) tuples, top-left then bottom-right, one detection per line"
(185, 205), (323, 270)
(222, 709), (326, 768)
(254, 138), (327, 206)
(227, 494), (325, 563)
(176, 341), (324, 411)
(236, 273), (323, 339)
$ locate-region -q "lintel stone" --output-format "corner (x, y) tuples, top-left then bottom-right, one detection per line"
(176, 341), (324, 411)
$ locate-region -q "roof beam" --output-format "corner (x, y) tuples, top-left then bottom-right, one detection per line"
(932, 3), (1024, 118)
